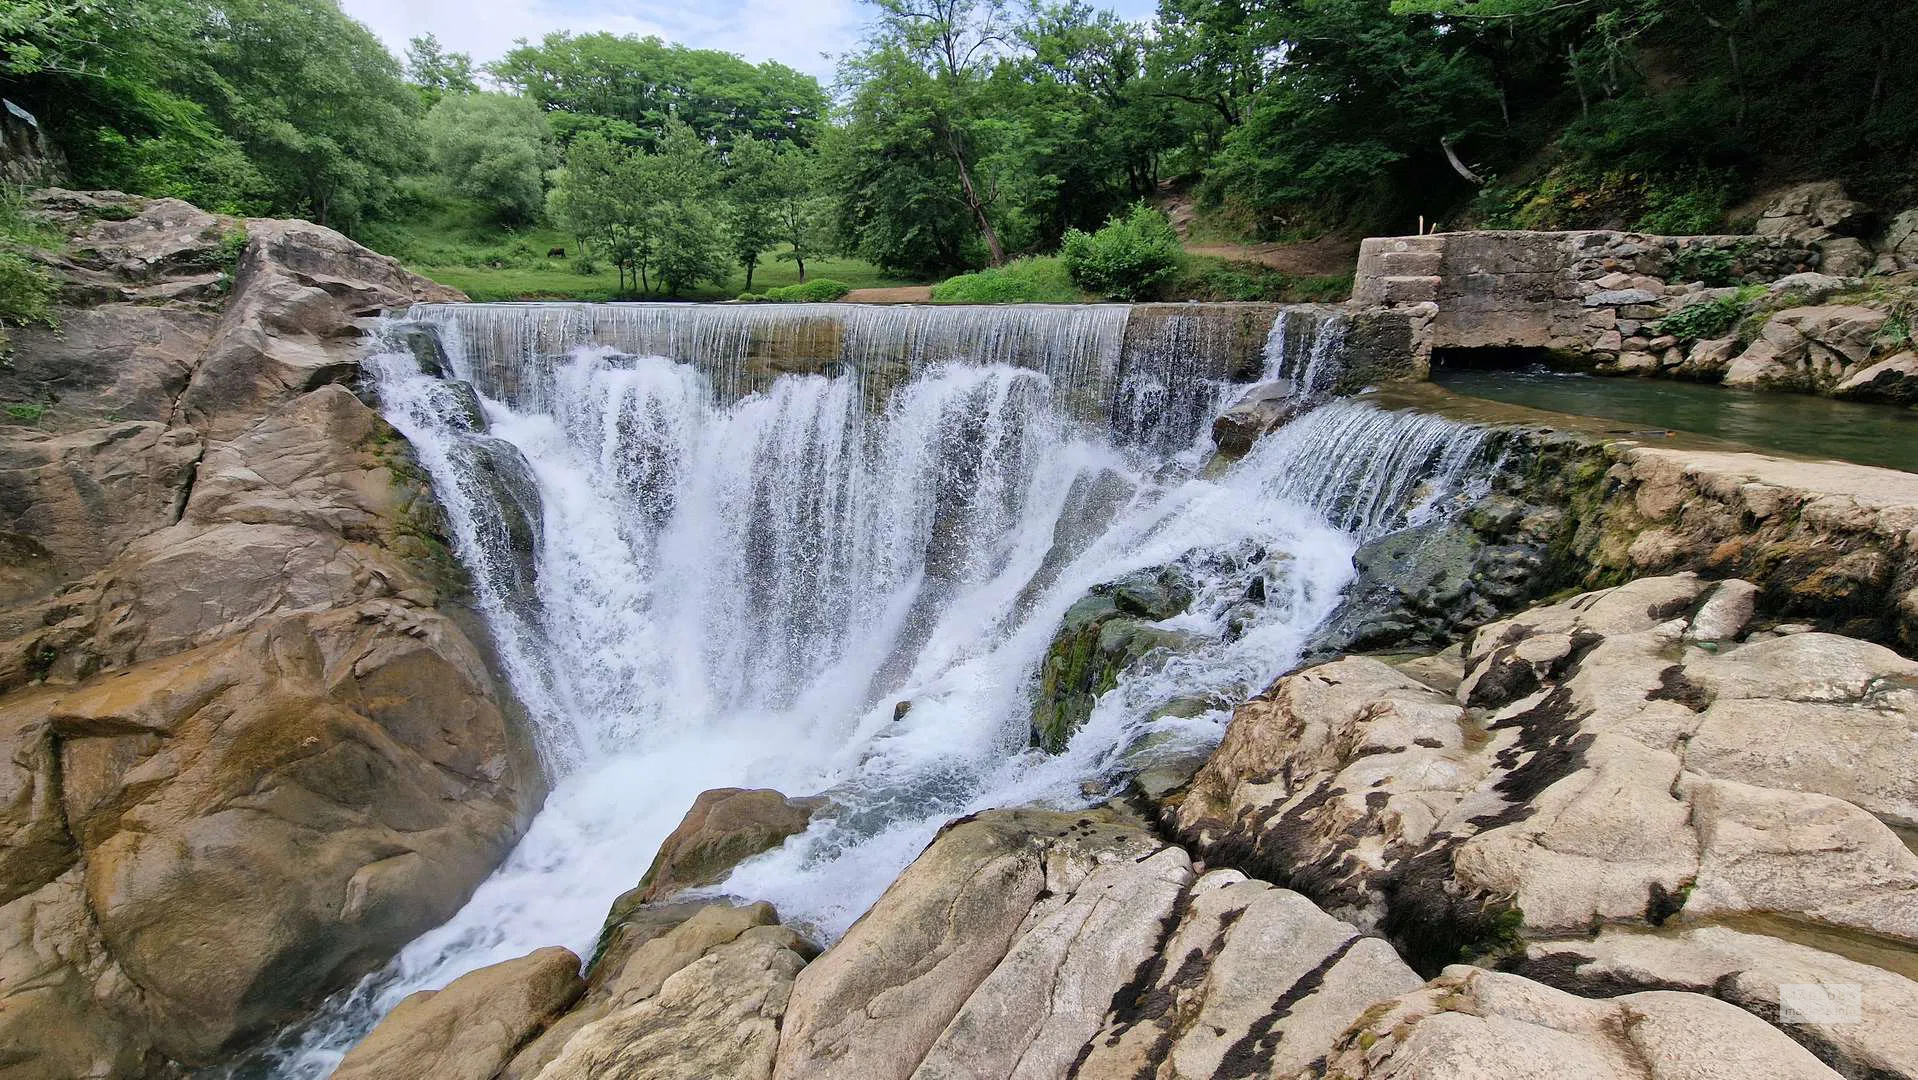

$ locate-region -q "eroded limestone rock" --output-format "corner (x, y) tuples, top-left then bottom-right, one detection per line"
(0, 191), (524, 1079)
(1170, 573), (1918, 1076)
(627, 787), (824, 905)
(1321, 966), (1842, 1079)
(1076, 869), (1422, 1079)
(773, 808), (1174, 1080)
(331, 947), (584, 1080)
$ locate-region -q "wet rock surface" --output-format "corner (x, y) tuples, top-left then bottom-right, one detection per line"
(1030, 567), (1200, 752)
(626, 786), (824, 905)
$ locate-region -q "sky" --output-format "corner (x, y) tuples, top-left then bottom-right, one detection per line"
(337, 0), (1159, 82)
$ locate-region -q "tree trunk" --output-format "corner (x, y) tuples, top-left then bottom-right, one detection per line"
(1441, 137), (1484, 185)
(943, 125), (1006, 266)
(744, 259), (756, 292)
(796, 255), (806, 281)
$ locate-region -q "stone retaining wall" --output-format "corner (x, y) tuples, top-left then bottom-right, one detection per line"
(1353, 230), (1817, 360)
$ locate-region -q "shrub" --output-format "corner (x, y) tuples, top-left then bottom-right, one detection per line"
(931, 257), (1078, 303)
(1667, 245), (1739, 287)
(5, 403), (47, 424)
(0, 190), (58, 357)
(1655, 294), (1749, 343)
(0, 249), (56, 329)
(763, 279), (851, 302)
(1060, 203), (1183, 301)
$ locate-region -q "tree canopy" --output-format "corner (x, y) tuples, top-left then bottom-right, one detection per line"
(1, 0), (1908, 284)
(488, 32), (828, 151)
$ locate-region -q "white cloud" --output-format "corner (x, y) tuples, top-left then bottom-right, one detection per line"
(338, 0), (864, 80)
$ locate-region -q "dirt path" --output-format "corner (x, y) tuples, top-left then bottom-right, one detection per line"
(840, 285), (934, 303)
(1182, 234), (1360, 277)
(1157, 184), (1359, 277)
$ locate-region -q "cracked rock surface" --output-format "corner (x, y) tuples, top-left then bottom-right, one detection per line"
(0, 192), (539, 1077)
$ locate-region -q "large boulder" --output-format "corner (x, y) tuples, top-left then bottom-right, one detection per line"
(0, 193), (527, 1078)
(1208, 380), (1308, 458)
(179, 216), (460, 440)
(1522, 925), (1918, 1079)
(1724, 305), (1890, 392)
(1074, 869), (1422, 1079)
(330, 947), (584, 1080)
(1833, 350), (1918, 404)
(0, 601), (540, 1068)
(772, 808), (1182, 1080)
(1875, 208), (1918, 275)
(772, 807), (1422, 1080)
(1029, 567), (1199, 752)
(529, 909), (811, 1080)
(1321, 966), (1841, 1079)
(1169, 574), (1918, 1078)
(627, 787), (823, 905)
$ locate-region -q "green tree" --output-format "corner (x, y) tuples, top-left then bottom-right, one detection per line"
(724, 134), (783, 291)
(827, 49), (984, 276)
(423, 92), (554, 223)
(862, 0), (1016, 265)
(1208, 0), (1504, 231)
(645, 121), (731, 295)
(405, 33), (478, 106)
(772, 142), (828, 281)
(549, 132), (648, 292)
(490, 32), (827, 151)
(0, 0), (272, 213)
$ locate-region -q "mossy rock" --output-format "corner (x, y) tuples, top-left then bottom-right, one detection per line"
(1030, 567), (1200, 753)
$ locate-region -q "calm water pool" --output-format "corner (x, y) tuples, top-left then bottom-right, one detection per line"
(1432, 367), (1918, 474)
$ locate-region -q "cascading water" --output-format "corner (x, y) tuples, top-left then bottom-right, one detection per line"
(1261, 306), (1351, 394)
(248, 303), (1489, 1078)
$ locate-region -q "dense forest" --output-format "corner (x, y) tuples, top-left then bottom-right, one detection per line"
(3, 0), (1914, 293)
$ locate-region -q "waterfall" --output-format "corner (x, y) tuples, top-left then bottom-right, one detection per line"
(1257, 401), (1491, 539)
(405, 302), (1131, 418)
(248, 303), (1490, 1078)
(1262, 306), (1351, 395)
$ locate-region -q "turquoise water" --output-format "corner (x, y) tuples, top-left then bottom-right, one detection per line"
(1433, 367), (1918, 474)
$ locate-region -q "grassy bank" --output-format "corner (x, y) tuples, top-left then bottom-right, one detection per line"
(364, 198), (1354, 305)
(361, 198), (923, 302)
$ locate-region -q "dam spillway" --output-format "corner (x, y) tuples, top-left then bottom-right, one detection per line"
(257, 299), (1478, 1076)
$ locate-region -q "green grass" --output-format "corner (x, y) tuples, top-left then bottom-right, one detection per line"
(931, 257), (1085, 303)
(360, 195), (923, 302)
(0, 187), (61, 357)
(1170, 255), (1353, 303)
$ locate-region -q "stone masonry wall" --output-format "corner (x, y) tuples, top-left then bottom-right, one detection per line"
(1354, 230), (1817, 359)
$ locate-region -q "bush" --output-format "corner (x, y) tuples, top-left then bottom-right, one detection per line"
(762, 279), (851, 302)
(1472, 164), (1735, 235)
(0, 190), (59, 357)
(1060, 203), (1183, 301)
(931, 257), (1078, 303)
(1655, 294), (1750, 343)
(1666, 245), (1739, 287)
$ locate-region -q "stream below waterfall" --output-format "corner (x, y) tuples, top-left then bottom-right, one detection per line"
(237, 304), (1491, 1078)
